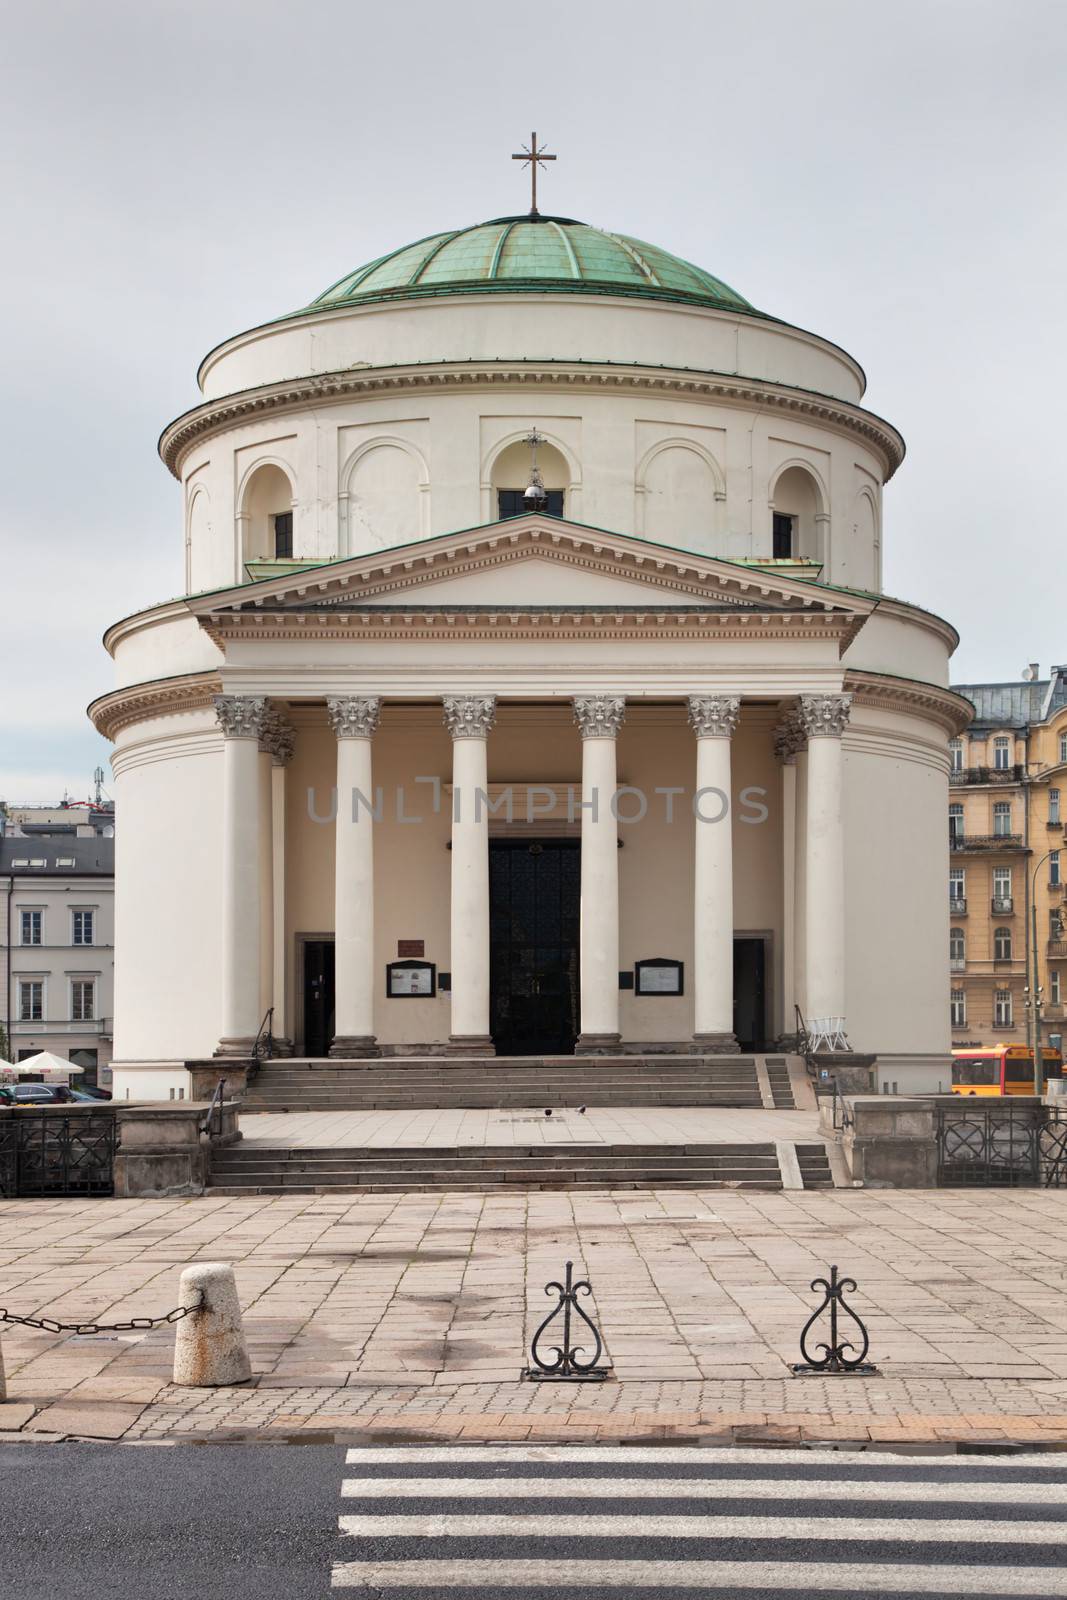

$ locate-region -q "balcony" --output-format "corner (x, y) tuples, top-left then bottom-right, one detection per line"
(1048, 817), (1064, 829)
(1049, 942), (1067, 959)
(992, 897), (1015, 914)
(950, 897), (968, 915)
(950, 832), (1025, 852)
(950, 763), (1026, 787)
(950, 956), (966, 971)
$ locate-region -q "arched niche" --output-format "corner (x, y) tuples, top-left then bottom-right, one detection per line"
(238, 461), (295, 563)
(342, 439), (428, 555)
(851, 485), (880, 591)
(636, 440), (724, 551)
(769, 462), (827, 563)
(186, 485), (211, 593)
(485, 433), (576, 523)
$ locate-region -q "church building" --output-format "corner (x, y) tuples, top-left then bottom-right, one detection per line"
(90, 149), (970, 1099)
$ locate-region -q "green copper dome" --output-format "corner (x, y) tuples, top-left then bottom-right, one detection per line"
(299, 216), (753, 317)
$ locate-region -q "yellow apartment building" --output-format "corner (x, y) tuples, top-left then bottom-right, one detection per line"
(950, 666), (1067, 1055)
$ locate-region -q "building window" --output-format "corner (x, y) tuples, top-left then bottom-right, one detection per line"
(950, 868), (966, 902)
(20, 910), (42, 946)
(994, 736), (1011, 770)
(993, 866), (1012, 903)
(1052, 850), (1062, 888)
(994, 927), (1013, 961)
(1051, 1032), (1064, 1056)
(949, 738), (963, 773)
(273, 511), (293, 559)
(993, 801), (1012, 836)
(18, 980), (43, 1022)
(772, 512), (795, 559)
(1052, 789), (1062, 824)
(497, 489), (565, 521)
(71, 980), (95, 1022)
(994, 989), (1013, 1027)
(950, 928), (965, 969)
(1052, 970), (1062, 1006)
(71, 910), (94, 946)
(951, 989), (966, 1027)
(949, 803), (964, 842)
(1052, 910), (1065, 940)
(1061, 732), (1067, 764)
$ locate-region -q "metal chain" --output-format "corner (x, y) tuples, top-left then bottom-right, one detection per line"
(0, 1292), (204, 1336)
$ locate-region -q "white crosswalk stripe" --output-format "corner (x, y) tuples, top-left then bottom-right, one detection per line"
(333, 1442), (1067, 1595)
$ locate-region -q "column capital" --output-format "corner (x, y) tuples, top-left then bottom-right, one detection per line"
(263, 714), (295, 766)
(774, 712), (806, 764)
(443, 695), (497, 739)
(573, 695), (626, 739)
(327, 695), (381, 739)
(214, 694), (269, 740)
(798, 692), (852, 739)
(687, 694), (741, 739)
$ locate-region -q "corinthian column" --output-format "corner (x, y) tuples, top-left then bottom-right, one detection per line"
(799, 693), (852, 1046)
(574, 695), (625, 1053)
(266, 716), (294, 1054)
(689, 695), (741, 1052)
(327, 696), (381, 1057)
(444, 695), (496, 1055)
(774, 712), (805, 1045)
(214, 694), (269, 1057)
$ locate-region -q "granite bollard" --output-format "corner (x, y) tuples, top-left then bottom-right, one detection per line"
(172, 1263), (252, 1386)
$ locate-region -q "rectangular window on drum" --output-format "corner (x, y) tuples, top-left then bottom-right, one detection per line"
(273, 512), (293, 559)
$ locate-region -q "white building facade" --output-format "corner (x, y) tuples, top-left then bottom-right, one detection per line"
(89, 214), (969, 1098)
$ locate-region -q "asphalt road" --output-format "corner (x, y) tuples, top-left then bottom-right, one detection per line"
(0, 1442), (347, 1600)
(4, 1440), (1067, 1598)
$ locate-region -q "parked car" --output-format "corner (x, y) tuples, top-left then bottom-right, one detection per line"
(0, 1083), (74, 1105)
(70, 1086), (112, 1102)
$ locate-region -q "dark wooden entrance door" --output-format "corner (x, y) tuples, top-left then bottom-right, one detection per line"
(303, 939), (335, 1057)
(733, 937), (767, 1051)
(490, 840), (580, 1055)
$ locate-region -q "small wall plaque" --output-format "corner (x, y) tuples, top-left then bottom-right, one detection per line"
(634, 957), (684, 996)
(397, 939), (425, 958)
(386, 959), (436, 998)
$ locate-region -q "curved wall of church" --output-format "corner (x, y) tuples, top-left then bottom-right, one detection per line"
(198, 296), (867, 405)
(176, 384), (889, 596)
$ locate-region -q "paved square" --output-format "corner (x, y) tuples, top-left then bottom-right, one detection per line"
(4, 1187), (1067, 1442)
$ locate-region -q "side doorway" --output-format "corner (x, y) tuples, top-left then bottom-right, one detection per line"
(301, 938), (335, 1057)
(733, 937), (768, 1052)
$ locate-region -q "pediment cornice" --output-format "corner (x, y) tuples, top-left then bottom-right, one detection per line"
(187, 517), (873, 626)
(159, 359), (905, 480)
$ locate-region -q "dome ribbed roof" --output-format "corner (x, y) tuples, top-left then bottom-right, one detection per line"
(298, 216), (753, 317)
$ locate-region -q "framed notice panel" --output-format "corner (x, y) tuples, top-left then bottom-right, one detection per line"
(386, 959), (436, 998)
(634, 957), (684, 997)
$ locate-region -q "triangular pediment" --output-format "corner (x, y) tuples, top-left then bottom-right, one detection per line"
(189, 515), (873, 623)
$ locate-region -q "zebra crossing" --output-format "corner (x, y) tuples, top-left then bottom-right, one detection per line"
(333, 1443), (1067, 1595)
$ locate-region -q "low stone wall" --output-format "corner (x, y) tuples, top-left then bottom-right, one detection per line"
(820, 1095), (938, 1187)
(185, 1062), (251, 1101)
(113, 1102), (240, 1199)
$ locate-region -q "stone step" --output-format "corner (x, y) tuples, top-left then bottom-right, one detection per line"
(795, 1141), (835, 1188)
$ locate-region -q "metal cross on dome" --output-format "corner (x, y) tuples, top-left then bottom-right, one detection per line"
(512, 132), (556, 216)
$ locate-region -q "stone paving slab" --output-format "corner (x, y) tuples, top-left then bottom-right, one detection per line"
(4, 1187), (1067, 1443)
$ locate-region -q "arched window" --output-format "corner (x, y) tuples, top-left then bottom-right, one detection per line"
(770, 465), (825, 562)
(239, 463), (295, 564)
(994, 927), (1013, 961)
(950, 927), (965, 969)
(491, 438), (569, 521)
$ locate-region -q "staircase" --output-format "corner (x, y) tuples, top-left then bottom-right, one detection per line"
(241, 1055), (781, 1113)
(795, 1142), (835, 1188)
(764, 1056), (798, 1108)
(208, 1140), (789, 1194)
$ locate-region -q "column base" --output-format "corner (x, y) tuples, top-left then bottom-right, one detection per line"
(329, 1036), (380, 1059)
(445, 1035), (496, 1057)
(214, 1038), (256, 1060)
(575, 1032), (623, 1056)
(692, 1031), (741, 1055)
(267, 1036), (295, 1058)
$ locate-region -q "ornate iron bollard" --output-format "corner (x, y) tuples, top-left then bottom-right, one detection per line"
(524, 1260), (610, 1381)
(792, 1264), (879, 1376)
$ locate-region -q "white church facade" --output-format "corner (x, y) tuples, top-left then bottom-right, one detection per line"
(90, 200), (970, 1098)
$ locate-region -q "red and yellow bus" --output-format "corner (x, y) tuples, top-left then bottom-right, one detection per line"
(951, 1045), (1063, 1096)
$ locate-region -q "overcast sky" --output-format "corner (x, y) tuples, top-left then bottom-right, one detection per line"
(2, 0), (1065, 805)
